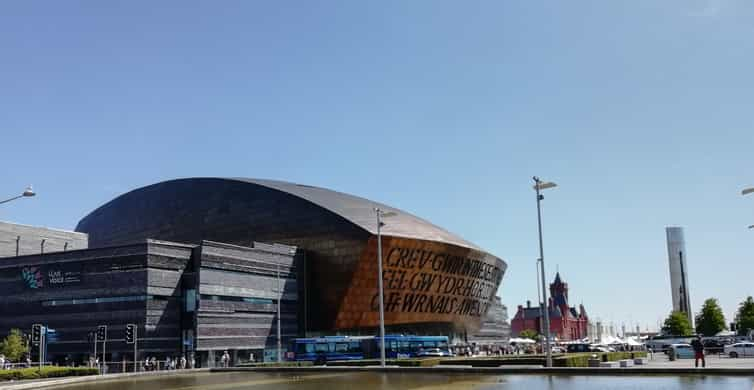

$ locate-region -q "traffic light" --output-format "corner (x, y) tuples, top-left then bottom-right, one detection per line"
(96, 325), (107, 341)
(125, 324), (136, 344)
(31, 324), (42, 345)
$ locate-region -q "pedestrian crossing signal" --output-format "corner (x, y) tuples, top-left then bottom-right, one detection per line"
(96, 325), (107, 341)
(31, 324), (42, 345)
(125, 324), (136, 344)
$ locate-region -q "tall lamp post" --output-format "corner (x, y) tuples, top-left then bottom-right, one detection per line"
(533, 176), (557, 368)
(0, 186), (35, 205)
(375, 207), (396, 367)
(743, 187), (753, 229)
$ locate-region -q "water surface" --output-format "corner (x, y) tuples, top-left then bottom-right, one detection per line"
(53, 372), (754, 390)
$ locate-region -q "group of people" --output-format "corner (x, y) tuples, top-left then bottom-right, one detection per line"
(143, 355), (191, 371)
(451, 344), (517, 357)
(0, 355), (32, 369)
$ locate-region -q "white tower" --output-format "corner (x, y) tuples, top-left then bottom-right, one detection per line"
(666, 227), (693, 329)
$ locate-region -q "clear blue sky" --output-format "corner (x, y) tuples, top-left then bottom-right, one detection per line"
(2, 1), (752, 332)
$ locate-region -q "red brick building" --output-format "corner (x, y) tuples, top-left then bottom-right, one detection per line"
(511, 273), (588, 341)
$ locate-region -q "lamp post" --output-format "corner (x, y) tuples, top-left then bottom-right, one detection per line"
(375, 207), (396, 367)
(277, 262), (282, 363)
(533, 176), (556, 368)
(743, 187), (753, 229)
(0, 186), (35, 205)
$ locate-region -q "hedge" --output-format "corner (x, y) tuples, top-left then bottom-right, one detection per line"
(237, 361), (314, 368)
(440, 351), (648, 368)
(554, 351), (647, 367)
(0, 366), (99, 381)
(326, 358), (442, 367)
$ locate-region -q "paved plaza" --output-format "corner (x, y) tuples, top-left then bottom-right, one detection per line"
(643, 353), (754, 369)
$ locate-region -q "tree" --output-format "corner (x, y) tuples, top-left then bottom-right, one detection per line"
(662, 311), (693, 336)
(0, 329), (28, 362)
(695, 298), (726, 337)
(735, 296), (754, 336)
(519, 329), (538, 340)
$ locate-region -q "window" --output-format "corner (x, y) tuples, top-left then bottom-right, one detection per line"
(42, 295), (150, 306)
(185, 289), (196, 312)
(314, 343), (330, 353)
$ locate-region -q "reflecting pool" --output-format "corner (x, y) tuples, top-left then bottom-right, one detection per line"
(52, 372), (754, 390)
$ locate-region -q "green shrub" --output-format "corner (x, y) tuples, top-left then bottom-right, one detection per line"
(439, 351), (648, 368)
(327, 358), (440, 367)
(0, 366), (98, 381)
(553, 351), (648, 367)
(237, 361), (313, 367)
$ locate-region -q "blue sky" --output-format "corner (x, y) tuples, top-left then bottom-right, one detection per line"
(2, 0), (753, 331)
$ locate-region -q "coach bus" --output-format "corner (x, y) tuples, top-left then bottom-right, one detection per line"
(288, 335), (451, 361)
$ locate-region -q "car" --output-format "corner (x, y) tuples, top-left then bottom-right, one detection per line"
(702, 339), (725, 354)
(416, 348), (450, 357)
(723, 342), (754, 358)
(669, 343), (695, 360)
(566, 343), (591, 353)
(550, 346), (566, 354)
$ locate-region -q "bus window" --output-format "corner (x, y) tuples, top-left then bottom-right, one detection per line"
(296, 343), (314, 354)
(335, 343), (349, 352)
(349, 342), (362, 352)
(410, 342), (423, 352)
(315, 343), (329, 353)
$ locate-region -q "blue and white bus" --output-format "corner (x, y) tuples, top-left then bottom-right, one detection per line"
(288, 335), (451, 361)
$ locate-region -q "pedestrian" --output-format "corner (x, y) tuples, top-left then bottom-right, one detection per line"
(180, 355), (187, 369)
(691, 335), (705, 368)
(221, 350), (230, 368)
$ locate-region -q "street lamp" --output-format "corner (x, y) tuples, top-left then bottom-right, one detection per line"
(0, 186), (35, 205)
(533, 176), (556, 368)
(375, 207), (397, 368)
(743, 187), (753, 229)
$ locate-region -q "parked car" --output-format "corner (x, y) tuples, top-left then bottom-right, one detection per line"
(550, 346), (566, 354)
(702, 339), (725, 354)
(590, 346), (612, 353)
(566, 343), (591, 353)
(724, 342), (754, 358)
(669, 344), (695, 360)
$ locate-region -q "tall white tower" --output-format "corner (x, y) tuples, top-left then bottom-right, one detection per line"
(666, 227), (693, 329)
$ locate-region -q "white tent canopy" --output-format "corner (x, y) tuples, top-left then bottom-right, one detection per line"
(624, 337), (643, 346)
(599, 335), (624, 345)
(509, 338), (536, 344)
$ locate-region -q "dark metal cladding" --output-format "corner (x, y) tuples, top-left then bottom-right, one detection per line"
(0, 239), (298, 368)
(76, 178), (507, 334)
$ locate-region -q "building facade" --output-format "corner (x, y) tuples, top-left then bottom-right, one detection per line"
(76, 178), (507, 338)
(0, 221), (87, 258)
(467, 296), (510, 344)
(666, 226), (693, 328)
(0, 239), (299, 367)
(0, 177), (507, 367)
(510, 273), (588, 341)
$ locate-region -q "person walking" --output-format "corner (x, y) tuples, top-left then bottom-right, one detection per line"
(691, 335), (705, 368)
(221, 351), (231, 368)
